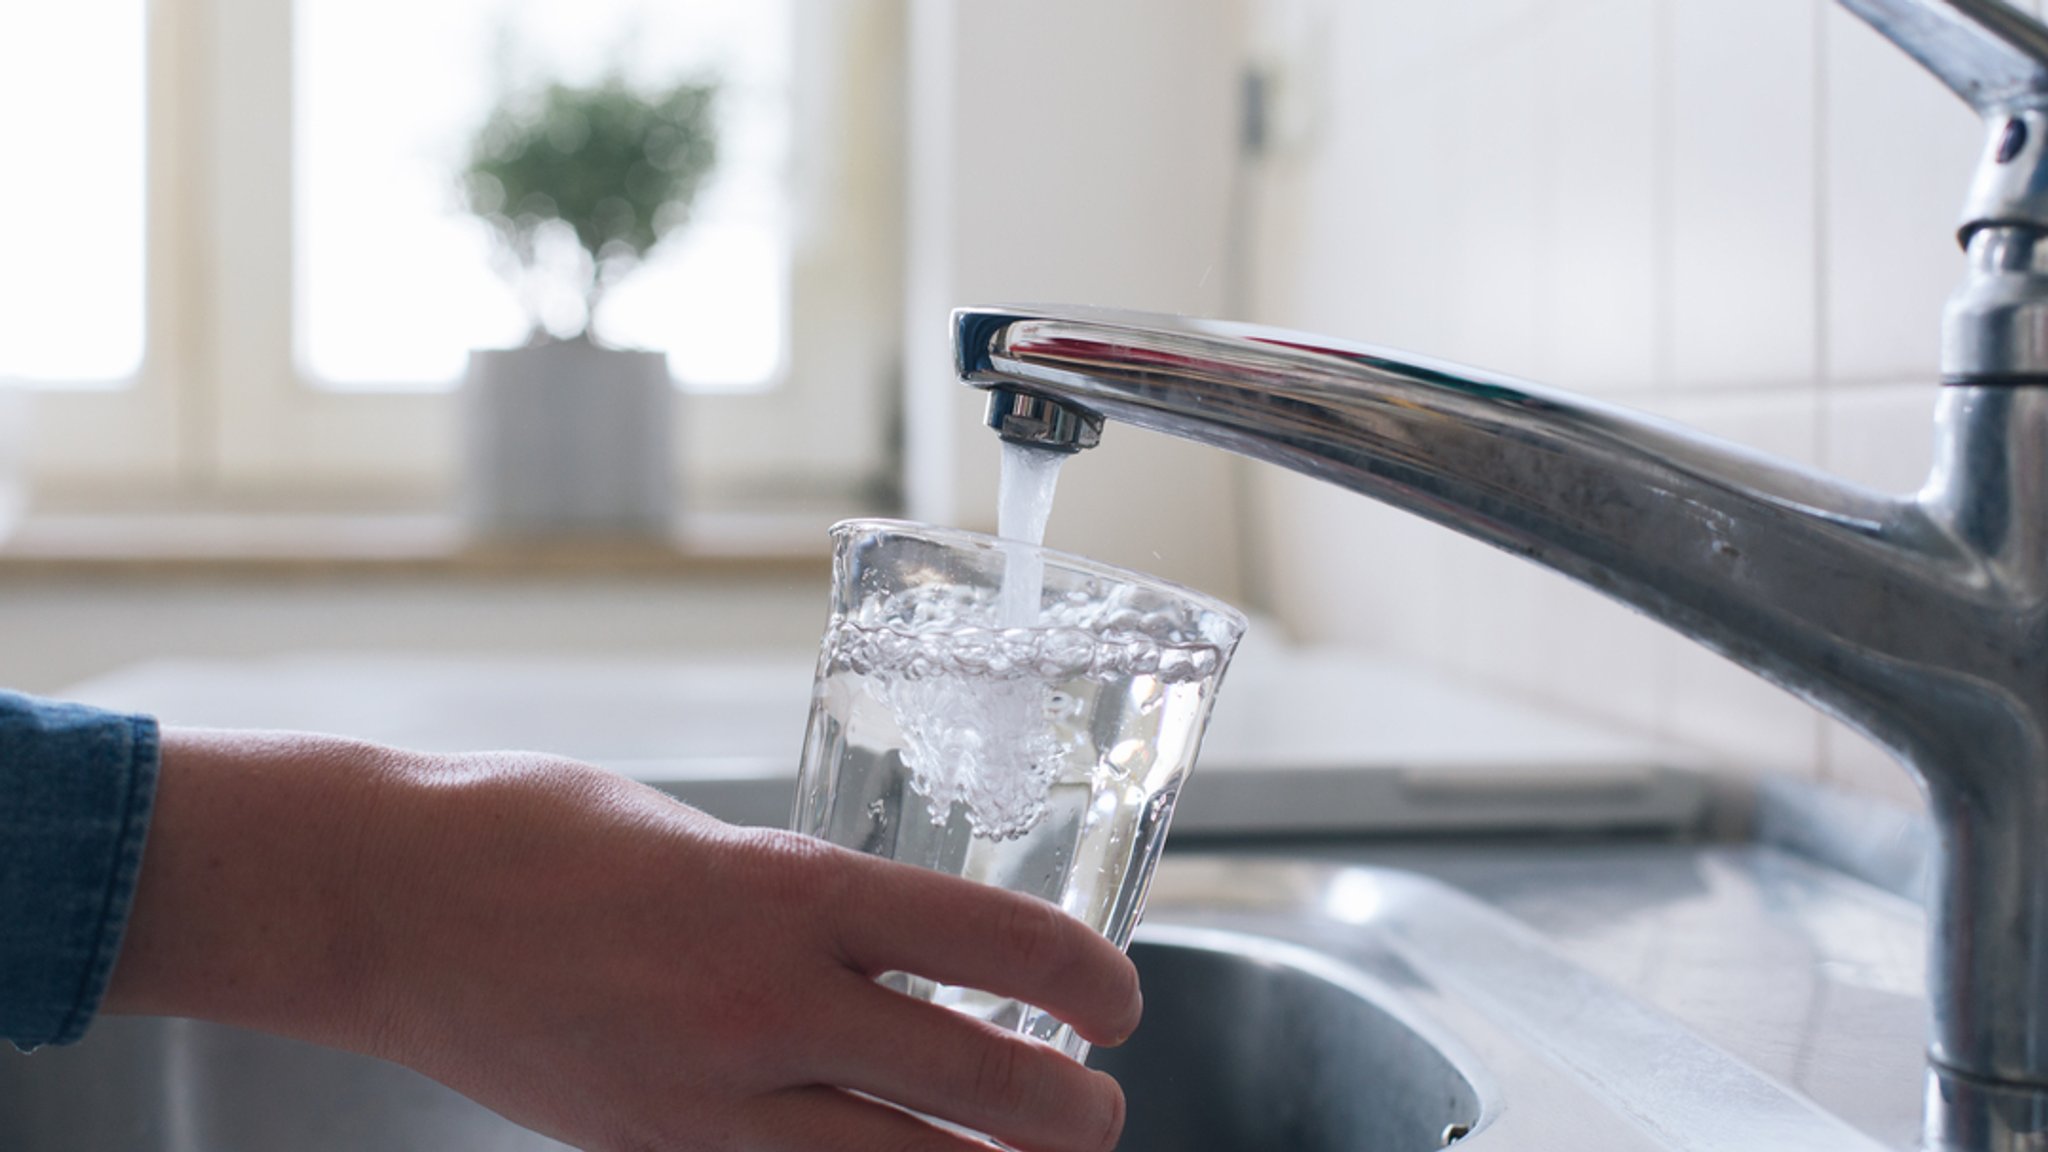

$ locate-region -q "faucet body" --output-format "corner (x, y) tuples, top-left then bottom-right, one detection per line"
(955, 2), (2048, 1146)
(958, 308), (2048, 1138)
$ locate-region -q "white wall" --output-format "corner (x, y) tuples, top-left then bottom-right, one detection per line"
(1244, 0), (2009, 809)
(903, 0), (1250, 604)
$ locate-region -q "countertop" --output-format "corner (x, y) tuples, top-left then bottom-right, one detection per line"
(63, 642), (1709, 837)
(1228, 838), (1930, 1150)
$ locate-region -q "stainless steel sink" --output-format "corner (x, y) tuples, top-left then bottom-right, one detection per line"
(0, 1016), (575, 1151)
(0, 856), (1898, 1151)
(1094, 932), (1480, 1152)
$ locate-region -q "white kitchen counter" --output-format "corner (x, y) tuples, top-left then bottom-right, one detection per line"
(65, 636), (1706, 837)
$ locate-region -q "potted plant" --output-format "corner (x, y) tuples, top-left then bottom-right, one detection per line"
(459, 72), (718, 537)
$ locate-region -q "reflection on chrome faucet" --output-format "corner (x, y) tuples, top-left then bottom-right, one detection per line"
(957, 2), (2048, 1148)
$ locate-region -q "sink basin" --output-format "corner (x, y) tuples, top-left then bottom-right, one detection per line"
(0, 856), (1892, 1151)
(1095, 933), (1479, 1152)
(0, 1015), (570, 1152)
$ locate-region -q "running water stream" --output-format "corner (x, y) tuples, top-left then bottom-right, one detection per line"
(996, 441), (1067, 625)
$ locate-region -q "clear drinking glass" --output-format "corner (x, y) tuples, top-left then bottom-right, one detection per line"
(792, 519), (1247, 1061)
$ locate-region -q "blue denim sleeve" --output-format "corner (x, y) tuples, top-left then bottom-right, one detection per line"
(0, 690), (160, 1052)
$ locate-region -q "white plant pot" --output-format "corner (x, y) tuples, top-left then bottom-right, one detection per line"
(462, 341), (675, 537)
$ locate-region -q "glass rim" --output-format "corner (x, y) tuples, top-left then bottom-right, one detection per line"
(829, 517), (1250, 635)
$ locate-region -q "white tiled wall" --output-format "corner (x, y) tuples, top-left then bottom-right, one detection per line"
(1248, 0), (2004, 808)
(1669, 0), (1819, 390)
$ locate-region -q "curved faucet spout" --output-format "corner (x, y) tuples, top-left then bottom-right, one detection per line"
(957, 305), (1961, 724)
(954, 304), (2048, 1130)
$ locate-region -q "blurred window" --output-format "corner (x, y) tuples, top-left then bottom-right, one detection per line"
(297, 0), (791, 392)
(0, 2), (147, 385)
(2, 0), (898, 512)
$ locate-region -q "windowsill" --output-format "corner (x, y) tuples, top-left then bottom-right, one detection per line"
(0, 508), (850, 577)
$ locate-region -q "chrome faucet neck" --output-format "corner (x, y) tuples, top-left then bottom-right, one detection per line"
(1945, 226), (2048, 382)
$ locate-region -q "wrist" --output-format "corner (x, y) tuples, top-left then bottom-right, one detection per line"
(102, 729), (425, 1050)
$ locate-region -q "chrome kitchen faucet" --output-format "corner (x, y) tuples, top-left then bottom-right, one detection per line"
(955, 1), (2048, 1147)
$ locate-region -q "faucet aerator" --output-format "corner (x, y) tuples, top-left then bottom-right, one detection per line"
(983, 386), (1103, 454)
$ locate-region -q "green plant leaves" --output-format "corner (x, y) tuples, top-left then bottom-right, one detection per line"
(464, 74), (719, 337)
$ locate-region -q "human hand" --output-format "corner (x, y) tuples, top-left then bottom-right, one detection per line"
(105, 732), (1139, 1152)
